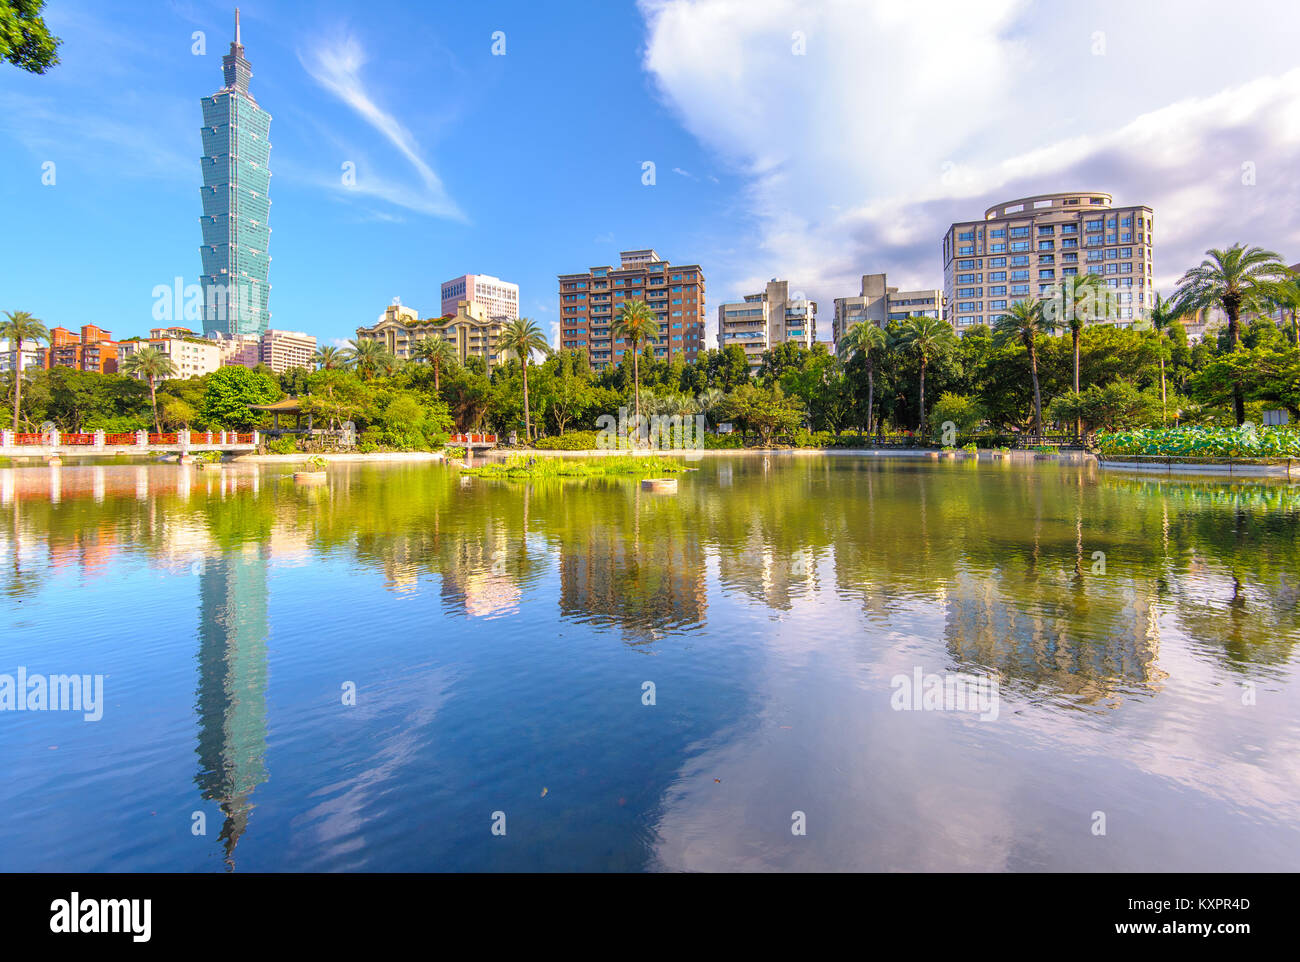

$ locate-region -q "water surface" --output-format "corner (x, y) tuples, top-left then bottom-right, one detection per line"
(1, 456), (1297, 871)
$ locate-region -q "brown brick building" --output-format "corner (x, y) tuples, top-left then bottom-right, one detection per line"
(40, 324), (119, 374)
(558, 248), (706, 371)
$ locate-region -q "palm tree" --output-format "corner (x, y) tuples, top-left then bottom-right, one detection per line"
(1047, 272), (1105, 438)
(314, 345), (347, 370)
(613, 300), (659, 435)
(494, 318), (550, 443)
(993, 299), (1050, 436)
(1, 311), (48, 431)
(895, 315), (955, 437)
(1171, 244), (1291, 424)
(841, 321), (886, 436)
(120, 345), (178, 433)
(344, 338), (391, 382)
(1146, 292), (1181, 426)
(411, 335), (456, 392)
(1265, 272), (1300, 349)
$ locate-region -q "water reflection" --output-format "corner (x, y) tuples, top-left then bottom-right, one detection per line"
(0, 458), (1298, 871)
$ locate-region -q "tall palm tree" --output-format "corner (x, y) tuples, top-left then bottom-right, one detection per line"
(841, 321), (886, 436)
(1171, 243), (1291, 424)
(494, 318), (550, 443)
(1146, 292), (1181, 426)
(314, 345), (347, 370)
(120, 345), (178, 433)
(993, 299), (1050, 436)
(1, 311), (48, 431)
(344, 338), (391, 382)
(613, 300), (659, 434)
(411, 335), (457, 392)
(1047, 272), (1106, 438)
(895, 315), (955, 436)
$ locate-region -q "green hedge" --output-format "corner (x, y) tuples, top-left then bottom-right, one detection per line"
(533, 430), (601, 450)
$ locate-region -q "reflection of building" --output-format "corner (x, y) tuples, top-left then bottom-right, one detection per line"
(438, 530), (522, 617)
(716, 536), (819, 610)
(942, 567), (1163, 702)
(195, 543), (270, 869)
(355, 301), (504, 368)
(558, 522), (707, 639)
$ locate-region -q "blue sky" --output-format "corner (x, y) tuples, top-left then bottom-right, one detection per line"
(4, 0), (1300, 351)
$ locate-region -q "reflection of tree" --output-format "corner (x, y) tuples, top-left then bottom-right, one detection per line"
(194, 544), (270, 871)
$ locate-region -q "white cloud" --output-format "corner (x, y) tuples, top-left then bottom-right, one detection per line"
(300, 35), (465, 221)
(639, 0), (1300, 330)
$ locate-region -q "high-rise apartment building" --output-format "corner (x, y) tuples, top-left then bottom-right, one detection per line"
(199, 10), (273, 337)
(717, 279), (817, 371)
(441, 274), (519, 321)
(39, 325), (119, 374)
(0, 340), (41, 373)
(259, 329), (316, 373)
(832, 275), (945, 351)
(558, 249), (706, 370)
(941, 192), (1153, 333)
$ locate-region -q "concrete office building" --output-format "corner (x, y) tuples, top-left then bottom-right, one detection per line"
(558, 249), (706, 370)
(259, 329), (316, 373)
(440, 274), (519, 322)
(717, 279), (817, 371)
(832, 275), (945, 351)
(941, 191), (1154, 333)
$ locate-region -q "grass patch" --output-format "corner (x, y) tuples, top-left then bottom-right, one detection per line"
(460, 454), (689, 479)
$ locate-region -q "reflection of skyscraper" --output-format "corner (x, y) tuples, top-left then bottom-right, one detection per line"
(199, 10), (273, 336)
(195, 543), (270, 869)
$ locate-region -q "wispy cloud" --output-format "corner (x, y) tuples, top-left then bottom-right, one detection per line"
(299, 34), (465, 221)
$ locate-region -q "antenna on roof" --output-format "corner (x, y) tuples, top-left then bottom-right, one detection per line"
(235, 8), (241, 46)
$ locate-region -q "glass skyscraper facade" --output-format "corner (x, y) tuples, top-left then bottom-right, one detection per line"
(199, 11), (272, 337)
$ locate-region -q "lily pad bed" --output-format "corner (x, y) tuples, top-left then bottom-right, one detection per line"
(460, 454), (689, 480)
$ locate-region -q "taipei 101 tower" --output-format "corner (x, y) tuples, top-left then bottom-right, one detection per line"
(198, 9), (272, 336)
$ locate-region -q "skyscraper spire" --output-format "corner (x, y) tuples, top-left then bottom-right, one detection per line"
(222, 6), (252, 95)
(235, 8), (241, 47)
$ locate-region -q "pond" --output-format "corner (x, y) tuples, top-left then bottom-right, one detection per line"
(1, 456), (1297, 871)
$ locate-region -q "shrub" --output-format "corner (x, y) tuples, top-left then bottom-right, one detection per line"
(534, 430), (600, 450)
(266, 437), (297, 455)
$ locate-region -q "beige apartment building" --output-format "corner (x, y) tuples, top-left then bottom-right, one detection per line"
(259, 329), (316, 373)
(119, 327), (225, 378)
(942, 191), (1154, 333)
(832, 274), (945, 352)
(356, 300), (505, 368)
(717, 279), (817, 371)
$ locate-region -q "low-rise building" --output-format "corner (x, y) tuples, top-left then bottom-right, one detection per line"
(118, 327), (225, 378)
(356, 300), (505, 368)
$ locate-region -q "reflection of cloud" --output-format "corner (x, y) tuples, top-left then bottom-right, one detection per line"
(299, 34), (465, 221)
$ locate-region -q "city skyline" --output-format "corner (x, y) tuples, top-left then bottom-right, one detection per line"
(3, 1), (1300, 354)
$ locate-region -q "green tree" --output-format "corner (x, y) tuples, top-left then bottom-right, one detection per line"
(120, 345), (178, 433)
(1264, 272), (1300, 349)
(494, 317), (550, 442)
(1, 310), (48, 430)
(993, 300), (1050, 435)
(1171, 244), (1292, 424)
(721, 383), (804, 446)
(895, 315), (956, 435)
(841, 321), (886, 435)
(0, 0), (60, 74)
(411, 335), (456, 392)
(200, 365), (279, 429)
(1144, 292), (1181, 425)
(613, 300), (659, 435)
(314, 345), (347, 370)
(345, 338), (395, 382)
